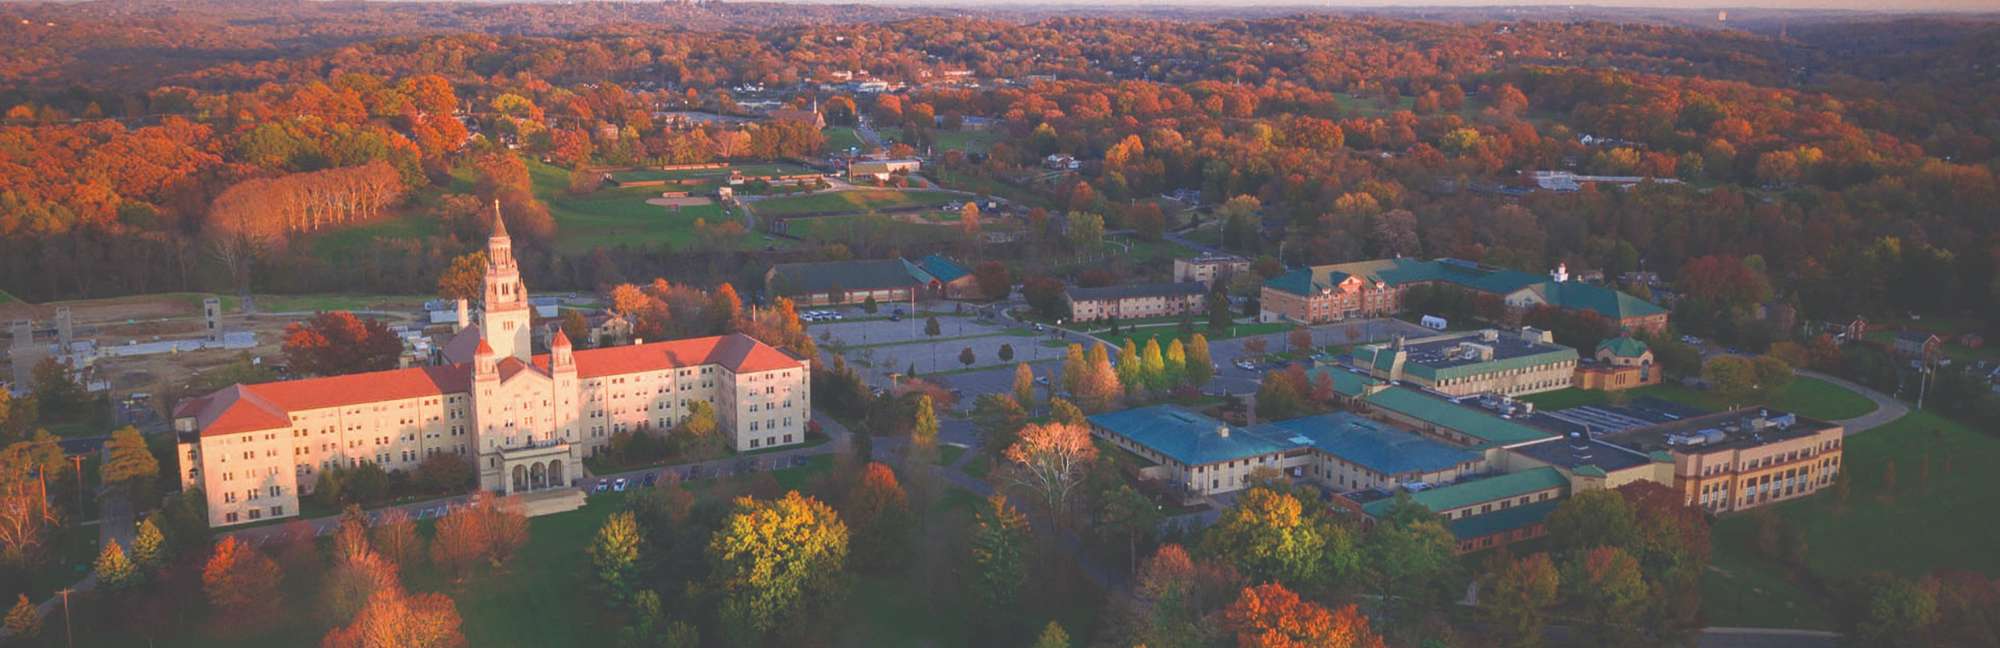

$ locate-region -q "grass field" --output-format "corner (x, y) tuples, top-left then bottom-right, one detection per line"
(784, 214), (970, 245)
(253, 293), (429, 313)
(525, 160), (778, 253)
(1702, 408), (2000, 627)
(750, 189), (959, 217)
(877, 127), (1003, 153)
(1520, 377), (1877, 421)
(823, 127), (865, 153)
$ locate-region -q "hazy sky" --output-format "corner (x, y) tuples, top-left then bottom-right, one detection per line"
(825, 0), (2000, 11)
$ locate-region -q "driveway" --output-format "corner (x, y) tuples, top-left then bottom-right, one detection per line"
(1795, 369), (1906, 435)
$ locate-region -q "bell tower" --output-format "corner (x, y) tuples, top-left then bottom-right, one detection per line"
(481, 201), (533, 362)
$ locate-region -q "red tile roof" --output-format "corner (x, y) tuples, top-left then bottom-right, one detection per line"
(183, 333), (802, 437)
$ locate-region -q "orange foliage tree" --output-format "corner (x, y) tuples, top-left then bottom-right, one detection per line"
(1003, 421), (1098, 519)
(203, 536), (285, 636)
(321, 587), (467, 648)
(1220, 582), (1385, 648)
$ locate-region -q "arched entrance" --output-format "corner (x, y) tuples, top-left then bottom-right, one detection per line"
(512, 465), (528, 492)
(549, 460), (565, 488)
(530, 462), (547, 490)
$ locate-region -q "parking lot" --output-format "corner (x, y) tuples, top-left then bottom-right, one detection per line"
(811, 307), (1075, 385)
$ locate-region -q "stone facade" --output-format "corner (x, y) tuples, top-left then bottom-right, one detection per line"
(175, 216), (809, 527)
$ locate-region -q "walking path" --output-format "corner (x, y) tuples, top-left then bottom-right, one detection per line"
(1796, 369), (1906, 435)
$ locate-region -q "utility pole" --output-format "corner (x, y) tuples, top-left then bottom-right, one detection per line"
(71, 455), (85, 512)
(58, 587), (74, 648)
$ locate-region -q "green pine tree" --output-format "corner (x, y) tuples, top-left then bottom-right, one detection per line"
(1032, 621), (1071, 648)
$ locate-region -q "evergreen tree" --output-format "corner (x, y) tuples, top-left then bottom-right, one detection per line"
(970, 494), (1031, 629)
(591, 511), (644, 604)
(132, 517), (167, 570)
(4, 594), (38, 640)
(94, 538), (139, 590)
(1032, 621), (1072, 648)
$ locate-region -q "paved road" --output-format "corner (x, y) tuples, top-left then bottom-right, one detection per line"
(1795, 369), (1907, 435)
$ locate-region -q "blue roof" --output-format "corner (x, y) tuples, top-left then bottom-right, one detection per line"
(1256, 413), (1478, 477)
(915, 254), (971, 283)
(1086, 405), (1290, 466)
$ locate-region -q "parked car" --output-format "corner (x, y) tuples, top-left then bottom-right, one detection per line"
(593, 479), (609, 493)
(613, 477), (628, 492)
(642, 472), (658, 487)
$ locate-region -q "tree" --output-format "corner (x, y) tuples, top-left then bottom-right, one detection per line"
(591, 511), (644, 605)
(669, 400), (724, 460)
(1061, 344), (1088, 397)
(1207, 291), (1234, 334)
(1702, 355), (1761, 406)
(1004, 422), (1099, 519)
(370, 508), (421, 568)
(4, 593), (38, 640)
(1221, 582), (1386, 648)
(908, 395), (940, 466)
(102, 426), (160, 502)
(862, 295), (879, 314)
(1849, 575), (1940, 648)
(924, 316), (942, 338)
(1255, 366), (1309, 420)
(132, 516), (166, 569)
(1289, 327), (1313, 353)
(1117, 339), (1143, 393)
(1098, 483), (1163, 577)
(283, 311), (403, 377)
(1562, 547), (1647, 645)
(1200, 487), (1354, 590)
(322, 545), (398, 626)
(1164, 339), (1189, 388)
(1023, 276), (1068, 319)
(1545, 489), (1638, 554)
(1078, 345), (1125, 412)
(842, 462), (911, 570)
(959, 346), (976, 368)
(1362, 499), (1460, 629)
(1049, 397), (1086, 427)
(417, 453), (475, 494)
(1483, 552), (1560, 648)
(94, 537), (139, 590)
(429, 493), (527, 578)
(1141, 338), (1168, 393)
(998, 343), (1015, 363)
(1187, 334), (1214, 387)
(969, 494), (1031, 622)
(1032, 621), (1072, 648)
(204, 536), (284, 635)
(975, 261), (1011, 300)
(435, 251), (487, 302)
(322, 588), (467, 648)
(708, 492), (849, 643)
(1013, 363), (1037, 408)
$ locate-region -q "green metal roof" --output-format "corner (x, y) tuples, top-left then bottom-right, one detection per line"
(1571, 464), (1608, 478)
(1362, 467), (1569, 517)
(1261, 258), (1663, 322)
(1307, 366), (1380, 397)
(1406, 347), (1578, 383)
(1363, 387), (1555, 447)
(1443, 499), (1562, 541)
(1596, 336), (1650, 358)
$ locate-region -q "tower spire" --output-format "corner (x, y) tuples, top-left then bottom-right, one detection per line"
(491, 199), (509, 238)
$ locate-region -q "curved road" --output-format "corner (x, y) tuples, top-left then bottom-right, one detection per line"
(1796, 369), (1907, 435)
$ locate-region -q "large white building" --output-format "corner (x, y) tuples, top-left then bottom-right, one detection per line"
(174, 215), (811, 527)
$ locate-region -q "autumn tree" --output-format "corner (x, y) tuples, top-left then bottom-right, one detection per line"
(370, 508), (422, 568)
(321, 587), (467, 648)
(435, 251), (487, 302)
(1060, 344), (1088, 397)
(1004, 421), (1099, 519)
(284, 311), (403, 376)
(1013, 363), (1038, 409)
(204, 536), (284, 636)
(322, 542), (398, 626)
(1187, 334), (1214, 387)
(1221, 582), (1386, 648)
(707, 491), (849, 645)
(1361, 497), (1461, 630)
(1482, 552), (1561, 648)
(429, 492), (528, 578)
(975, 261), (1011, 299)
(1562, 547), (1647, 644)
(1032, 621), (1071, 648)
(101, 426), (160, 503)
(1200, 487), (1356, 590)
(841, 462), (912, 570)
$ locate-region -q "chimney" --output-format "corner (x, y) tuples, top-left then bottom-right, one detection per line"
(455, 299), (469, 331)
(54, 307), (72, 349)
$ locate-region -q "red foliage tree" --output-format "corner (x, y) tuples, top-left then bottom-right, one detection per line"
(283, 311), (403, 376)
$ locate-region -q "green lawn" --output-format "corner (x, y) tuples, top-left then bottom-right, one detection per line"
(823, 127), (865, 153)
(527, 159), (776, 253)
(751, 189), (959, 217)
(784, 213), (970, 246)
(252, 293), (429, 313)
(309, 213), (443, 260)
(1630, 378), (1877, 421)
(1702, 408), (2000, 627)
(876, 127), (1002, 153)
(1516, 388), (1613, 411)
